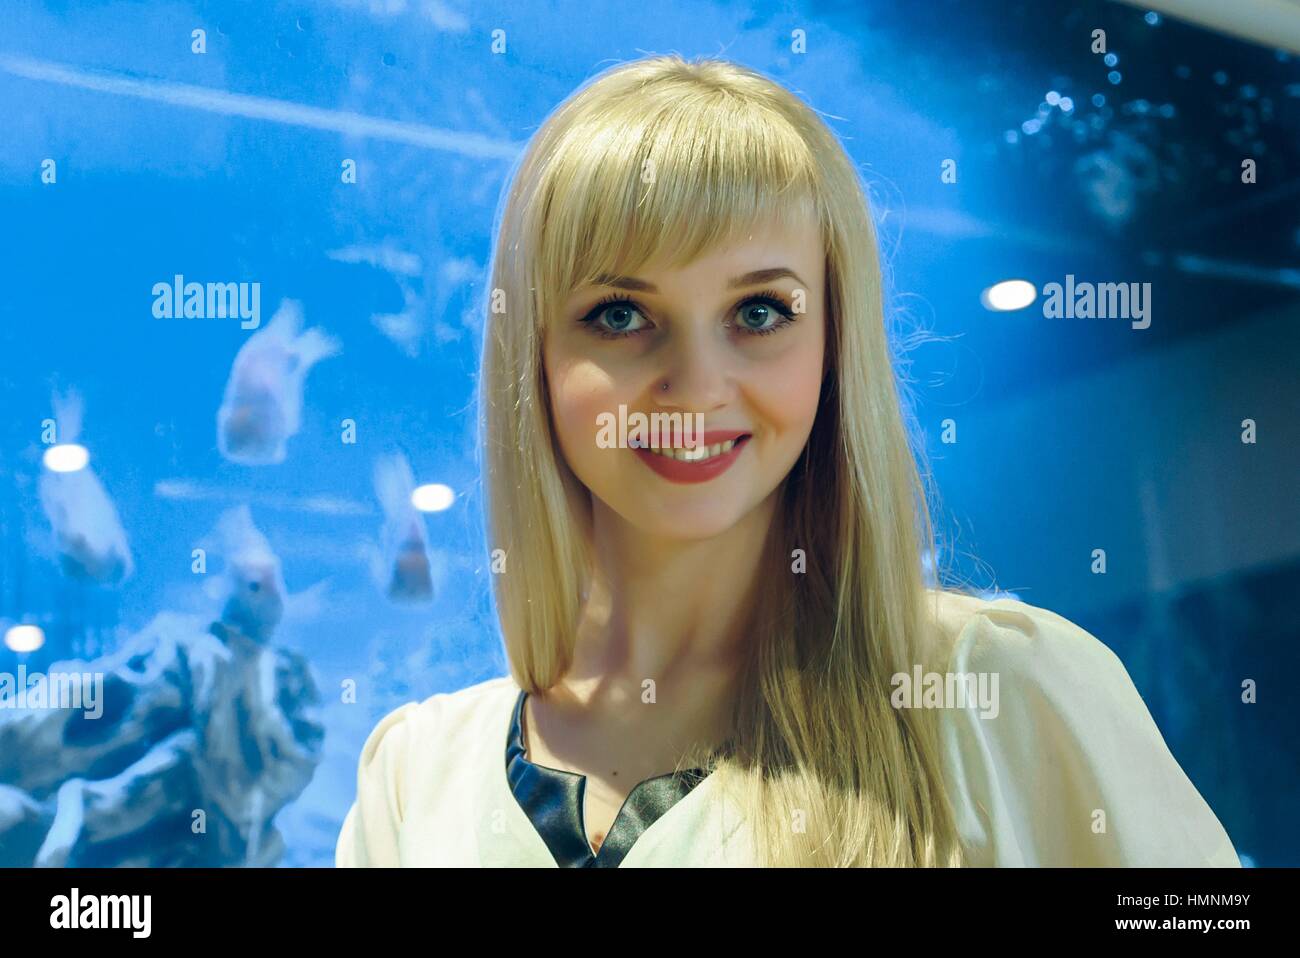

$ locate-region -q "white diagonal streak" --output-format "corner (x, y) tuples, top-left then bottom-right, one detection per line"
(0, 52), (520, 159)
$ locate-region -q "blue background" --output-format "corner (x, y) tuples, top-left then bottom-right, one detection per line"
(1, 0), (1296, 865)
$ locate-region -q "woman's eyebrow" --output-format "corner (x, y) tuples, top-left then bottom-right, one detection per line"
(589, 267), (807, 293)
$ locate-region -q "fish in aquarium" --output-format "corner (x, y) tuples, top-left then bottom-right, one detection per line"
(37, 389), (134, 586)
(216, 299), (340, 466)
(211, 505), (287, 643)
(370, 451), (434, 602)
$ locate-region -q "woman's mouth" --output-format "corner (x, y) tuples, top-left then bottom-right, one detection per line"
(630, 431), (751, 484)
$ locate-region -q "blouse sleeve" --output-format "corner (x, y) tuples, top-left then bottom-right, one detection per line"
(935, 596), (1240, 867)
(335, 702), (422, 868)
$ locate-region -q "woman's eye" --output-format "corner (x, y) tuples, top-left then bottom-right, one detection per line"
(600, 303), (645, 333)
(737, 301), (776, 331)
(577, 291), (796, 339)
(732, 294), (796, 336)
(580, 299), (649, 338)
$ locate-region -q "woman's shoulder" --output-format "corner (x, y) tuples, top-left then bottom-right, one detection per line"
(919, 587), (1240, 866)
(919, 587), (1145, 761)
(336, 674), (521, 866)
(922, 587), (1128, 685)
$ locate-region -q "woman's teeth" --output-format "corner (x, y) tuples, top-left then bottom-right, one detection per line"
(644, 439), (738, 461)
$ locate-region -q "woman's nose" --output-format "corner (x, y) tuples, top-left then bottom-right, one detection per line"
(652, 331), (735, 410)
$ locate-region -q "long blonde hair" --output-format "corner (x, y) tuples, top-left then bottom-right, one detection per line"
(479, 54), (966, 866)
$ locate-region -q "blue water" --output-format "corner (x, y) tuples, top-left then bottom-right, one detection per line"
(1, 1), (1295, 866)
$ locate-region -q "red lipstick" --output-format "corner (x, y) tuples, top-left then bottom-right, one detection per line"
(631, 430), (751, 484)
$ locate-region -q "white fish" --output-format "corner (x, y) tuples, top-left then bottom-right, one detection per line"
(370, 453), (433, 602)
(213, 505), (286, 642)
(37, 389), (133, 586)
(216, 300), (340, 465)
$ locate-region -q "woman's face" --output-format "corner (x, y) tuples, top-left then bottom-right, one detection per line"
(543, 211), (827, 541)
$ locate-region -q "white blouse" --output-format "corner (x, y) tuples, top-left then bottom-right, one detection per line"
(335, 591), (1241, 867)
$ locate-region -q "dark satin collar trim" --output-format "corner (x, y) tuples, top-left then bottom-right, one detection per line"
(505, 689), (709, 868)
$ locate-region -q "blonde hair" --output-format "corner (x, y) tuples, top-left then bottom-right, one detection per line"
(479, 54), (967, 866)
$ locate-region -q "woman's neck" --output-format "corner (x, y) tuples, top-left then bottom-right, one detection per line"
(574, 489), (777, 682)
(537, 488), (778, 752)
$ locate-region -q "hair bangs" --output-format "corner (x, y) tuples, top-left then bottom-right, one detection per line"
(531, 89), (823, 324)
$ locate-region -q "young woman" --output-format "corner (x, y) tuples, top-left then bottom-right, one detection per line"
(336, 55), (1239, 868)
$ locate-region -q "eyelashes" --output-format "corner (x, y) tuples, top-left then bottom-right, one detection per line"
(576, 289), (799, 340)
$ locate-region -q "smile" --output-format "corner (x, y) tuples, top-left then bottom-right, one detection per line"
(631, 432), (751, 484)
(642, 438), (739, 462)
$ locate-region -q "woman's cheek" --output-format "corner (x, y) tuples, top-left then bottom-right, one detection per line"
(758, 342), (823, 434)
(549, 362), (621, 478)
(790, 356), (825, 428)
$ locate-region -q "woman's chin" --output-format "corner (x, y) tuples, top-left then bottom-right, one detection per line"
(613, 498), (753, 542)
